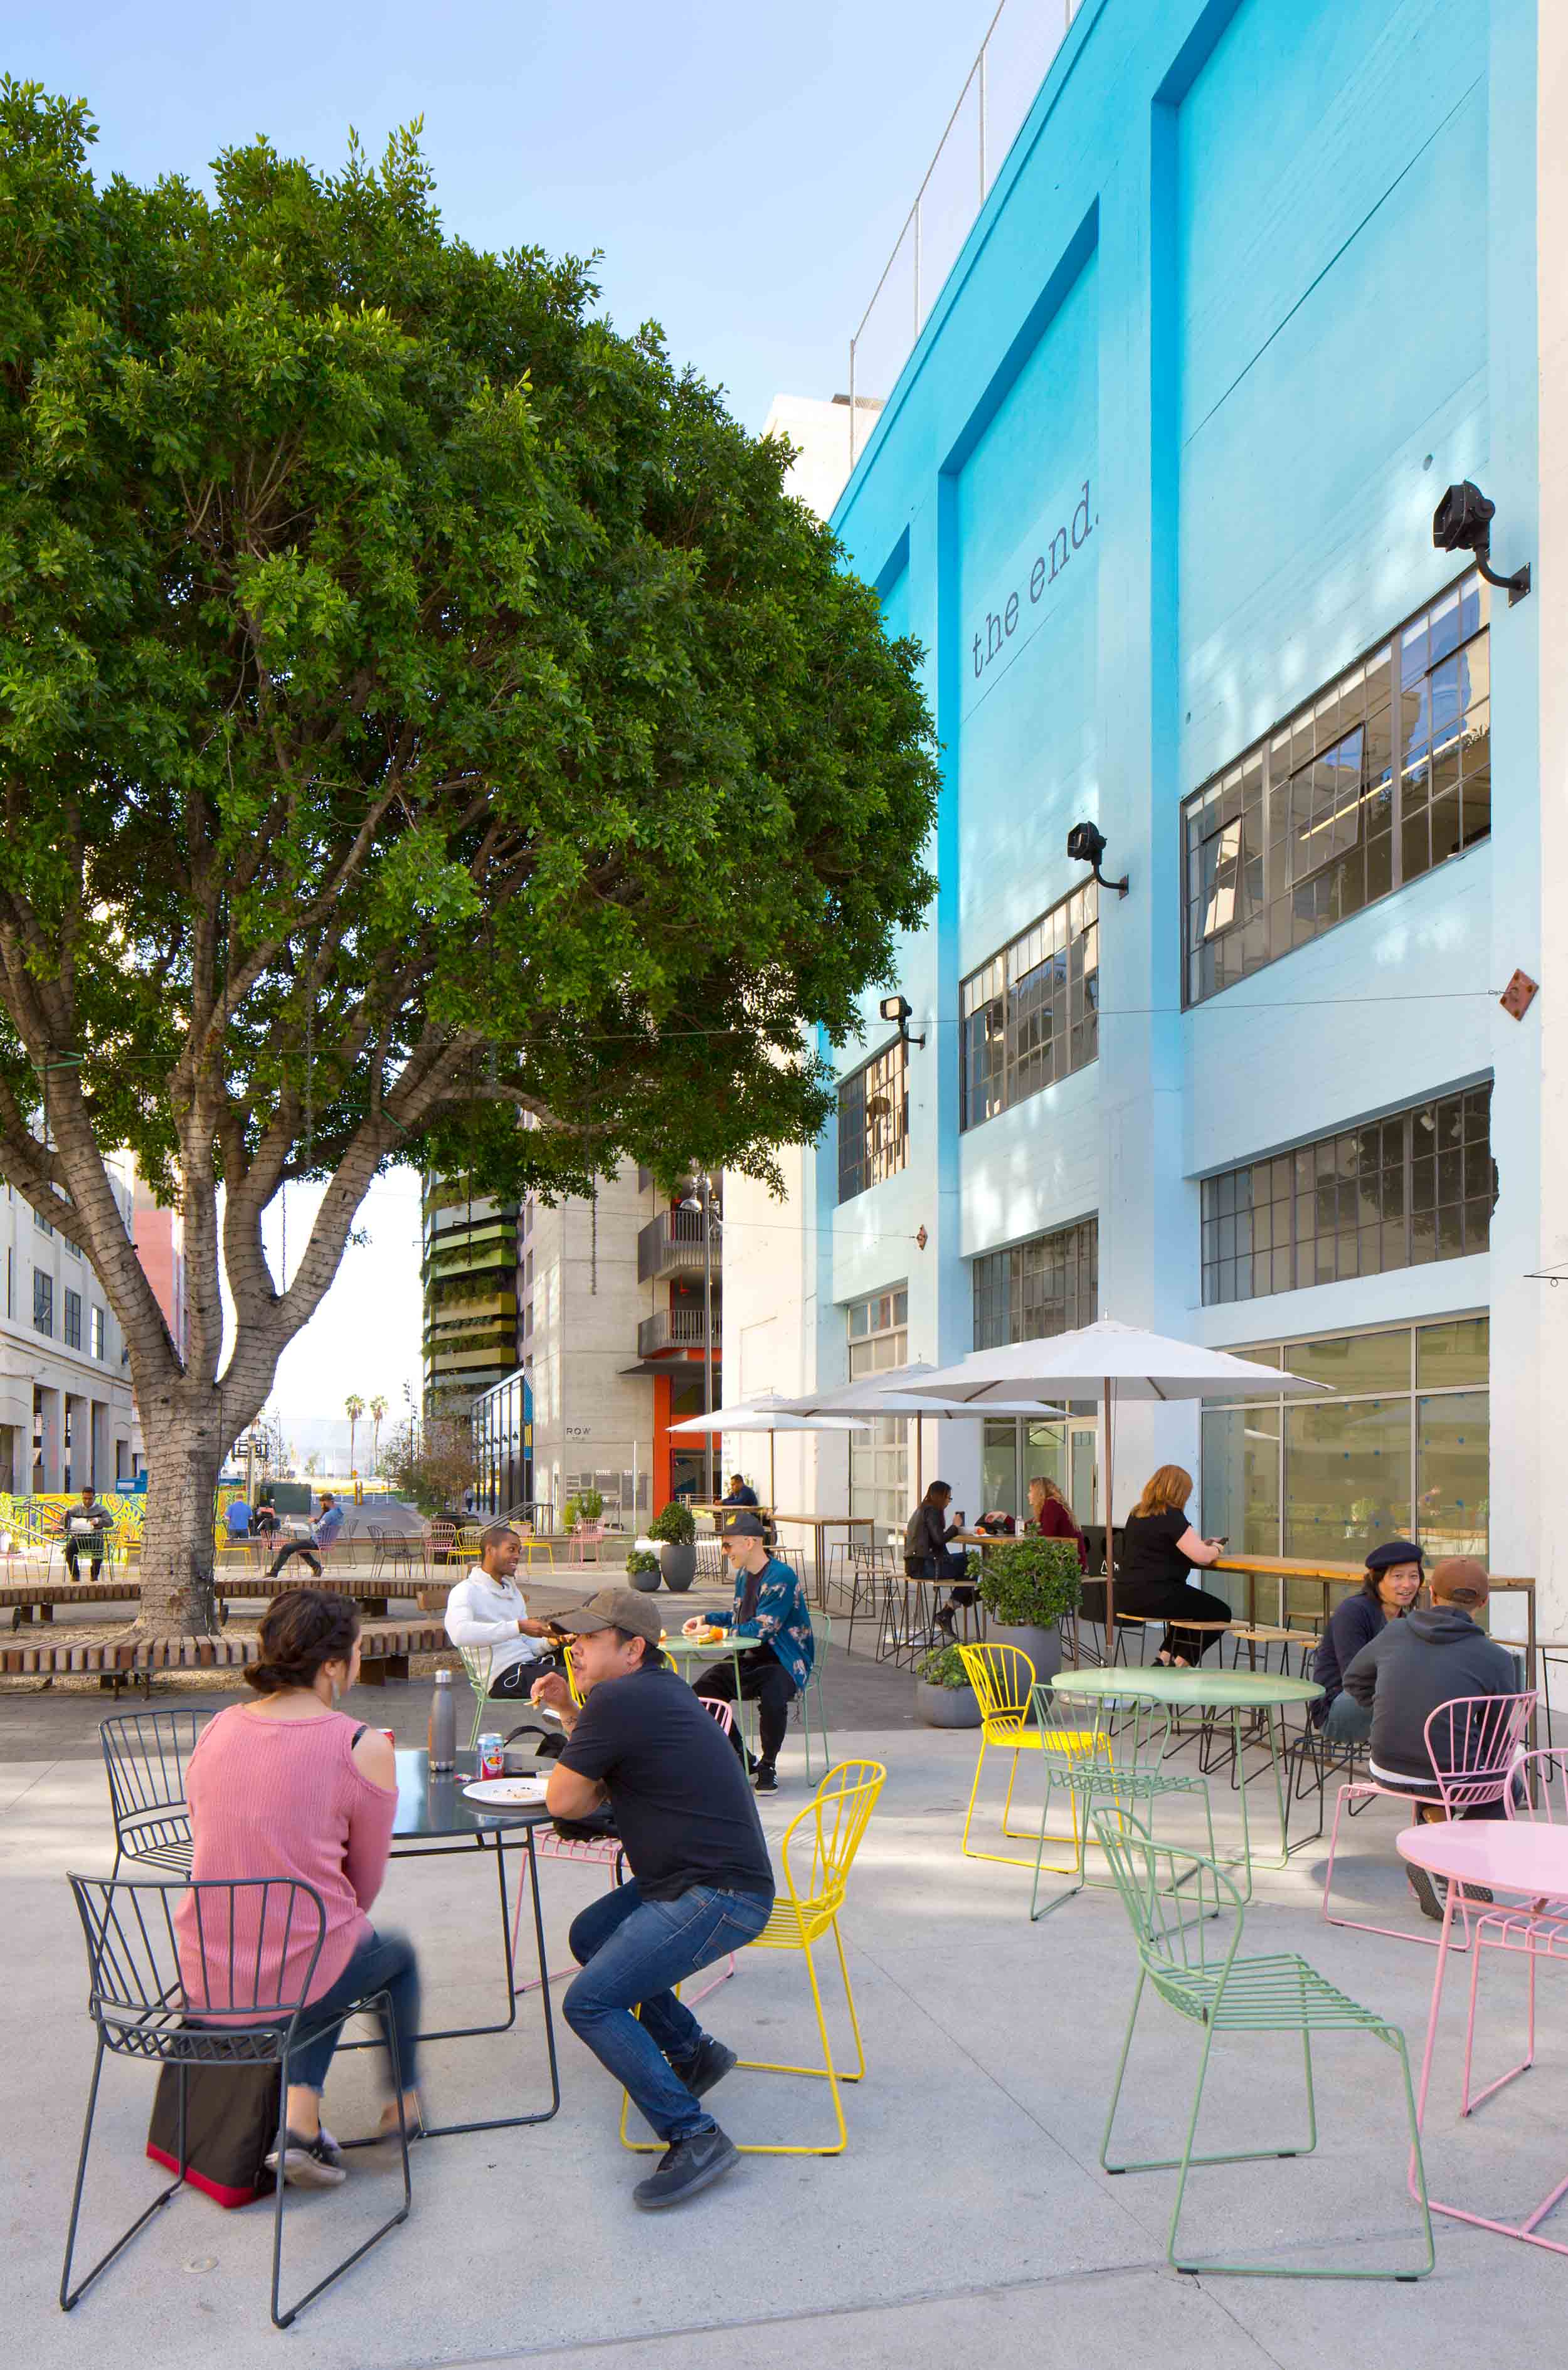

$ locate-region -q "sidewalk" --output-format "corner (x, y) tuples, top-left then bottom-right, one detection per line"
(3, 1681), (1564, 2366)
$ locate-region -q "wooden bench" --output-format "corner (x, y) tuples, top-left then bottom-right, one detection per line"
(0, 1617), (448, 1696)
(0, 1574), (421, 1628)
(0, 1581), (132, 1626)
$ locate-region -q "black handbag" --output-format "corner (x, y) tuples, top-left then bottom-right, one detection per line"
(146, 2055), (283, 2208)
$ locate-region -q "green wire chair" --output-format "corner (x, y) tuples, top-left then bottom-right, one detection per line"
(795, 1611), (833, 1780)
(457, 1644), (500, 1752)
(1027, 1685), (1216, 1922)
(1092, 1809), (1434, 2281)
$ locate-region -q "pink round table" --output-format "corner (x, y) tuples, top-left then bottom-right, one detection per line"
(1398, 1819), (1568, 2253)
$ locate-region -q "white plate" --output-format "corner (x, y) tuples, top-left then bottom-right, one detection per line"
(464, 1776), (550, 1806)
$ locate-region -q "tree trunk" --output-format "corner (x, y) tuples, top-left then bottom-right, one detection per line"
(131, 1407), (228, 1637)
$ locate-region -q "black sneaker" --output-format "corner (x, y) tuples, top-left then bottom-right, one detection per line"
(754, 1764), (778, 1793)
(674, 2037), (737, 2100)
(633, 2127), (739, 2210)
(265, 2129), (346, 2188)
(1406, 1865), (1446, 1923)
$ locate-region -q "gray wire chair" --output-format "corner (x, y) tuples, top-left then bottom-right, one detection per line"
(100, 1708), (216, 1877)
(61, 1873), (412, 2329)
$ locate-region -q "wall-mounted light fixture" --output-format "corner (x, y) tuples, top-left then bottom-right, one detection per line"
(879, 993), (926, 1050)
(1432, 480), (1531, 604)
(1066, 820), (1129, 898)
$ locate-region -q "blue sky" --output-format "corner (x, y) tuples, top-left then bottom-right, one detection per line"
(9, 0), (993, 432)
(11, 0), (999, 1422)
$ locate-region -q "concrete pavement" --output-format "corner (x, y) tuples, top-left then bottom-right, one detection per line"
(3, 1660), (1565, 2366)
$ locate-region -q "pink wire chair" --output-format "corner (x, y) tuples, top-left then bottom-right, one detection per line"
(1453, 1748), (1568, 2131)
(508, 1698), (741, 2003)
(1322, 1691), (1536, 1950)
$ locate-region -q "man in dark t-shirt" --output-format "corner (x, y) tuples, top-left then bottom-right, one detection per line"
(532, 1586), (774, 2211)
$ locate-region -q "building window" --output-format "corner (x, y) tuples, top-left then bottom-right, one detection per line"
(846, 1287), (909, 1540)
(33, 1271), (53, 1336)
(1200, 1315), (1488, 1582)
(972, 1217), (1098, 1351)
(837, 1038), (908, 1204)
(1183, 574), (1490, 1005)
(961, 882), (1098, 1128)
(1200, 1084), (1494, 1307)
(33, 1204), (53, 1237)
(63, 1288), (82, 1349)
(90, 1305), (105, 1360)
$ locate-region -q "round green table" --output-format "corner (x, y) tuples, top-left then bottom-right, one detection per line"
(1047, 1664), (1322, 1893)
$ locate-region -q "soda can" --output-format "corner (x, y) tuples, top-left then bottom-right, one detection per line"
(378, 1728), (396, 1750)
(478, 1732), (505, 1780)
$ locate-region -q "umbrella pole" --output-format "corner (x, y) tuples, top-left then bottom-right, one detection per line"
(768, 1431), (775, 1511)
(915, 1415), (923, 1501)
(1103, 1377), (1115, 1655)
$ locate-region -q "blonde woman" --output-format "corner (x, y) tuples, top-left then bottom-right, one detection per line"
(1116, 1465), (1231, 1664)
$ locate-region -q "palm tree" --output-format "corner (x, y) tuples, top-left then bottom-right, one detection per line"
(369, 1393), (388, 1474)
(344, 1392), (365, 1475)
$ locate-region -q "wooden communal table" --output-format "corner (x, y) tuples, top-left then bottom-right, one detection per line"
(1212, 1555), (1537, 1689)
(766, 1513), (877, 1607)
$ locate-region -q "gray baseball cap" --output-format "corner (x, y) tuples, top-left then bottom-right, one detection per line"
(551, 1587), (663, 1648)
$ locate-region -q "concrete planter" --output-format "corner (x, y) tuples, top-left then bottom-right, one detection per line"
(983, 1621), (1064, 1685)
(627, 1563), (662, 1594)
(916, 1680), (982, 1728)
(657, 1543), (697, 1592)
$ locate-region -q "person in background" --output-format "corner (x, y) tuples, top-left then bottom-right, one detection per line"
(1026, 1475), (1088, 1572)
(1342, 1557), (1522, 1920)
(63, 1486), (113, 1581)
(176, 1589), (421, 2185)
(531, 1587), (773, 2210)
(1115, 1465), (1232, 1664)
(267, 1490), (344, 1580)
(444, 1522), (571, 1749)
(689, 1511), (814, 1793)
(253, 1481), (278, 1543)
(719, 1473), (759, 1509)
(224, 1494), (252, 1543)
(1310, 1540), (1425, 1740)
(905, 1480), (978, 1639)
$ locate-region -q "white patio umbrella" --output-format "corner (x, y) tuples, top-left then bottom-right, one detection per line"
(667, 1402), (871, 1508)
(904, 1319), (1325, 1639)
(777, 1363), (1066, 1500)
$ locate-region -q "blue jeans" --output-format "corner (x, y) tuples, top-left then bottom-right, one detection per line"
(287, 1928), (421, 2097)
(1322, 1691), (1372, 1744)
(564, 1880), (773, 2141)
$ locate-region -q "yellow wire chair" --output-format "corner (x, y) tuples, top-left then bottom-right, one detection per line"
(620, 1757), (886, 2158)
(956, 1643), (1110, 1871)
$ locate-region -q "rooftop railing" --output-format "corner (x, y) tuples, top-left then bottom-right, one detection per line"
(848, 0), (1084, 467)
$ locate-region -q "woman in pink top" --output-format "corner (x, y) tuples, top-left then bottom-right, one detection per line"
(177, 1589), (421, 2187)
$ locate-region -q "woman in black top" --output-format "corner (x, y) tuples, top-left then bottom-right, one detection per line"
(1116, 1464), (1231, 1663)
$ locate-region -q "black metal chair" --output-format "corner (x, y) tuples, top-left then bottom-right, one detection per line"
(100, 1709), (216, 1877)
(61, 1873), (411, 2329)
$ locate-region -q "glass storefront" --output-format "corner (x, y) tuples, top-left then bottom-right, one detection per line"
(471, 1367), (533, 1518)
(1200, 1313), (1488, 1609)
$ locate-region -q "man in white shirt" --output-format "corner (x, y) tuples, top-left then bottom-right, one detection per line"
(444, 1526), (568, 1734)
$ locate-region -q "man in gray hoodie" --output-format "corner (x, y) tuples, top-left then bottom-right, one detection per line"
(1342, 1557), (1523, 1917)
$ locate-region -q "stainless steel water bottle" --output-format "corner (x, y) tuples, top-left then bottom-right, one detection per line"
(428, 1667), (457, 1773)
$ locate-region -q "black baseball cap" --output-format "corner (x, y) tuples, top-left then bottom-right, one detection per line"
(721, 1510), (768, 1539)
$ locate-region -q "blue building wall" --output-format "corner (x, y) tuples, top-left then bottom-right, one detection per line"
(816, 0), (1540, 1562)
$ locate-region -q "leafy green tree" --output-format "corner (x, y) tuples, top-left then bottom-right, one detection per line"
(344, 1392), (365, 1473)
(0, 87), (938, 1631)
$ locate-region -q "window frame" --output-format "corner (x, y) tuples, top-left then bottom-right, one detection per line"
(837, 1035), (909, 1205)
(33, 1269), (53, 1337)
(63, 1287), (82, 1349)
(1182, 573), (1491, 1007)
(973, 1215), (1099, 1350)
(960, 881), (1099, 1129)
(1200, 1083), (1495, 1308)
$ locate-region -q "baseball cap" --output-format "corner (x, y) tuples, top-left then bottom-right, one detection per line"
(720, 1510), (768, 1539)
(552, 1587), (663, 1648)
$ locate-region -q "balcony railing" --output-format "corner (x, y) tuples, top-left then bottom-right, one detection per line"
(637, 1305), (716, 1358)
(637, 1207), (714, 1283)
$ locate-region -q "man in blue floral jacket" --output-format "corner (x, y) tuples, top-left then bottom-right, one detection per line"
(686, 1511), (815, 1794)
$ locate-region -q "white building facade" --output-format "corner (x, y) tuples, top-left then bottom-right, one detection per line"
(0, 1168), (137, 1494)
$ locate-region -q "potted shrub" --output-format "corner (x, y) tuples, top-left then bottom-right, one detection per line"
(914, 1643), (982, 1728)
(575, 1487), (605, 1529)
(974, 1537), (1082, 1684)
(647, 1500), (697, 1591)
(625, 1547), (662, 1595)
